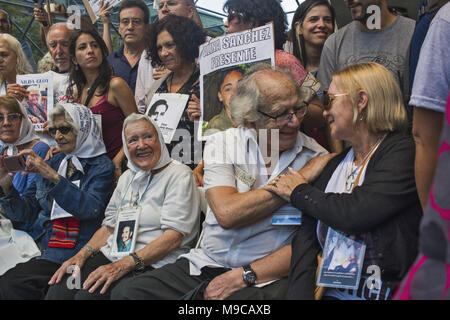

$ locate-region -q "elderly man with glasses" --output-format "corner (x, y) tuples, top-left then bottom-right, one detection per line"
(111, 66), (328, 300)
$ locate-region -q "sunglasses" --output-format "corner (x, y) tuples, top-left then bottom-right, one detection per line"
(48, 126), (72, 136)
(323, 93), (348, 109)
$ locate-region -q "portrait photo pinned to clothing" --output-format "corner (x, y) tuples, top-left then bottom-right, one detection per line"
(198, 23), (276, 140)
(110, 208), (140, 258)
(16, 73), (53, 131)
(145, 93), (189, 144)
(317, 228), (366, 290)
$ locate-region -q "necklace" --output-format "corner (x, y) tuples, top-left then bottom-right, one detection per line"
(345, 134), (387, 192)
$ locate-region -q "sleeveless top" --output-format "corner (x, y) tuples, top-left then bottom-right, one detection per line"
(89, 93), (125, 159)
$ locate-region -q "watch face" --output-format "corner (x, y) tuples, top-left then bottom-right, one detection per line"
(244, 271), (257, 285)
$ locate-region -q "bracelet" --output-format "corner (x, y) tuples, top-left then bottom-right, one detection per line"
(84, 244), (95, 257)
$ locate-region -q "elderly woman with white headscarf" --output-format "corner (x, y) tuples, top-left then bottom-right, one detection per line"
(0, 102), (115, 300)
(0, 95), (49, 197)
(45, 113), (200, 300)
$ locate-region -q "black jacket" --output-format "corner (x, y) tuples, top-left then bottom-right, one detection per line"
(286, 131), (422, 299)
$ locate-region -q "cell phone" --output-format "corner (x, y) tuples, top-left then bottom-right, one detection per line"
(2, 155), (26, 173)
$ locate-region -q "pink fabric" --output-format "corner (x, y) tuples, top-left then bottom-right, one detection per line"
(444, 264), (450, 299)
(429, 141), (450, 221)
(394, 255), (428, 300)
(275, 49), (308, 86)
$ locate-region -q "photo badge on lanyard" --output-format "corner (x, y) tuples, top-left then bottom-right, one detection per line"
(316, 227), (366, 290)
(272, 204), (301, 225)
(50, 180), (80, 220)
(110, 173), (149, 258)
(110, 206), (141, 258)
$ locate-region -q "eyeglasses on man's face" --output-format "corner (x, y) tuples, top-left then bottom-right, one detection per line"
(257, 103), (309, 125)
(119, 18), (143, 27)
(227, 10), (246, 23)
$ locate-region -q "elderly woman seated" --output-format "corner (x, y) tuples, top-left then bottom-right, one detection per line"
(264, 62), (422, 300)
(0, 95), (50, 274)
(45, 113), (200, 300)
(0, 103), (115, 299)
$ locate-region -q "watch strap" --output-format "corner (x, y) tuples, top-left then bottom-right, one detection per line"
(130, 252), (145, 272)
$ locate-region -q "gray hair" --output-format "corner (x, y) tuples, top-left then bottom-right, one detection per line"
(45, 22), (72, 45)
(123, 113), (155, 132)
(48, 104), (78, 135)
(229, 64), (303, 127)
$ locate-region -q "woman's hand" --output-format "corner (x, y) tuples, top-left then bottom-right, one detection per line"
(44, 146), (60, 161)
(187, 94), (201, 122)
(204, 268), (246, 300)
(98, 0), (112, 25)
(48, 250), (89, 286)
(6, 84), (28, 101)
(82, 256), (134, 295)
(298, 153), (337, 183)
(263, 168), (308, 202)
(153, 66), (170, 80)
(18, 149), (60, 184)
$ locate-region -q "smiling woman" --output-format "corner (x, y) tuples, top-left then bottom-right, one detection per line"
(44, 113), (201, 300)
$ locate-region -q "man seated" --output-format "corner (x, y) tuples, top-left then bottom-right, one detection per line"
(111, 67), (327, 300)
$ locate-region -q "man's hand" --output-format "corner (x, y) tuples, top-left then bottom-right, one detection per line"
(204, 268), (246, 300)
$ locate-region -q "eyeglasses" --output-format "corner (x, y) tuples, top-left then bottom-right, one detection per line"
(119, 18), (143, 27)
(227, 10), (245, 23)
(48, 126), (72, 136)
(0, 113), (22, 124)
(257, 103), (308, 125)
(323, 93), (348, 109)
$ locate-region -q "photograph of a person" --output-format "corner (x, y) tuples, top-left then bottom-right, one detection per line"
(201, 60), (271, 137)
(24, 85), (47, 124)
(116, 221), (136, 253)
(147, 99), (169, 123)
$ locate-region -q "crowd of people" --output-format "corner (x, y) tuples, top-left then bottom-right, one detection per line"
(0, 0), (448, 301)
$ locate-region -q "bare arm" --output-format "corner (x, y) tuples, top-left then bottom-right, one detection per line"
(98, 1), (113, 54)
(412, 106), (444, 210)
(205, 186), (285, 229)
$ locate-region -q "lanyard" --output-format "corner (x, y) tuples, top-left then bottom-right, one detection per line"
(120, 172), (153, 209)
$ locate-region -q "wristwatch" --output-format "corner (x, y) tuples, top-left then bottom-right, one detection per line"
(242, 264), (257, 287)
(130, 252), (145, 273)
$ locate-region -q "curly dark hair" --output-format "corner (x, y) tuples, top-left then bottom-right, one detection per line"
(290, 0), (335, 68)
(147, 15), (206, 68)
(223, 0), (287, 50)
(67, 29), (112, 106)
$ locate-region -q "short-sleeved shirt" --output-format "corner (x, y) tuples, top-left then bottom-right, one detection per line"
(181, 127), (328, 275)
(409, 2), (450, 114)
(107, 46), (138, 94)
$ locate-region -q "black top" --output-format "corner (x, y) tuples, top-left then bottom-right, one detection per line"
(286, 131), (422, 300)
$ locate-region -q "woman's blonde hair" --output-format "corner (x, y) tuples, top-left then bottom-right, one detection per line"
(0, 34), (33, 85)
(332, 62), (408, 134)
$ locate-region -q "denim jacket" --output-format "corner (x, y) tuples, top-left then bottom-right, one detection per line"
(0, 153), (115, 264)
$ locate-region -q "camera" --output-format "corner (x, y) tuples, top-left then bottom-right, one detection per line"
(2, 155), (26, 173)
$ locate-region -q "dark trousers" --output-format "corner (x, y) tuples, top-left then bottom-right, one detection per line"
(0, 258), (60, 300)
(45, 252), (154, 300)
(111, 258), (289, 300)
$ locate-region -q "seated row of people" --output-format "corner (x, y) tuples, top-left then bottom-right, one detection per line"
(0, 61), (423, 300)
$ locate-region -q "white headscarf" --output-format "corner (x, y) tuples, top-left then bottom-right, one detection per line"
(51, 103), (106, 177)
(122, 114), (172, 197)
(0, 99), (40, 156)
